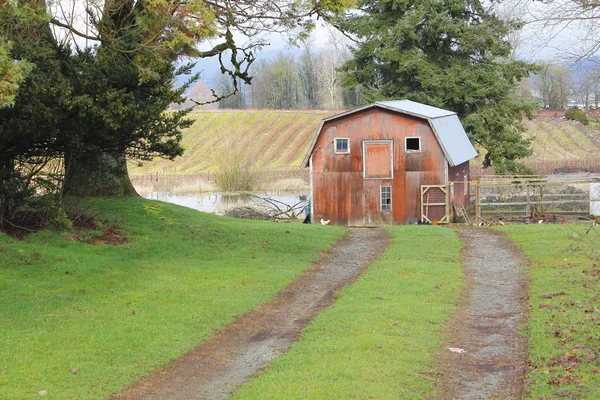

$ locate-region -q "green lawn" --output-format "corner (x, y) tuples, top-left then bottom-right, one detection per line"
(232, 226), (464, 399)
(500, 224), (600, 399)
(0, 197), (345, 399)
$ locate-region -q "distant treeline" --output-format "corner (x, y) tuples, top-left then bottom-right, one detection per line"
(174, 30), (364, 111)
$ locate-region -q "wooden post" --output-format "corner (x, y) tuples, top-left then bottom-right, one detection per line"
(420, 186), (424, 223)
(475, 181), (481, 223)
(446, 183), (451, 222)
(526, 184), (530, 217)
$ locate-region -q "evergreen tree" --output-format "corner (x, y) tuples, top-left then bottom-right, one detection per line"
(0, 2), (34, 109)
(0, 3), (71, 216)
(339, 0), (537, 173)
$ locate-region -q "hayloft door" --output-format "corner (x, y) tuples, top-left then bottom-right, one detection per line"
(363, 140), (393, 179)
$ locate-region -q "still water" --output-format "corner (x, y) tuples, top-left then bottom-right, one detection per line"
(139, 191), (309, 214)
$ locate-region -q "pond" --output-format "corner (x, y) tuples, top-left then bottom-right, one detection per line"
(138, 191), (309, 215)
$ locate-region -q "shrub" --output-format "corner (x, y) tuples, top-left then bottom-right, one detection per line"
(213, 141), (257, 192)
(564, 107), (589, 125)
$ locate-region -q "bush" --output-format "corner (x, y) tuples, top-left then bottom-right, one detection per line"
(564, 107), (589, 125)
(213, 141), (257, 192)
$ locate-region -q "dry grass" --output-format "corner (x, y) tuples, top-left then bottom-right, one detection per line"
(214, 140), (258, 192)
(258, 178), (309, 192)
(130, 173), (219, 194)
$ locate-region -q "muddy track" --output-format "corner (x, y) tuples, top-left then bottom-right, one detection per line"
(435, 228), (528, 399)
(111, 228), (388, 400)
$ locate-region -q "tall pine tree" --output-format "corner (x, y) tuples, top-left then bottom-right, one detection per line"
(339, 0), (537, 173)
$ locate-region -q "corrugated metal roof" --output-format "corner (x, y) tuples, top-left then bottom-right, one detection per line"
(376, 100), (455, 119)
(301, 100), (478, 167)
(430, 115), (478, 166)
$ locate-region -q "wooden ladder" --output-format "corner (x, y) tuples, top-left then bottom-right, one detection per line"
(458, 204), (470, 224)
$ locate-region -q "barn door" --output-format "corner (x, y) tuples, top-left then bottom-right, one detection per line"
(421, 185), (450, 223)
(363, 140), (393, 179)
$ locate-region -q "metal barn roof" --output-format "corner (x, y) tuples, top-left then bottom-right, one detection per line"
(301, 100), (478, 168)
(376, 100), (455, 119)
(375, 100), (478, 166)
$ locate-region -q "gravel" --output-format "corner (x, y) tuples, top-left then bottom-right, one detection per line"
(435, 227), (528, 399)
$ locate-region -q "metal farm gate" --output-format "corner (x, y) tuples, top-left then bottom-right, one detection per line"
(421, 185), (450, 223)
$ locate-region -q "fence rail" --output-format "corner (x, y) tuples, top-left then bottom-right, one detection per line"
(471, 175), (599, 223)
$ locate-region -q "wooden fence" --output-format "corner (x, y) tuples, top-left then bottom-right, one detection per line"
(470, 160), (600, 176)
(471, 175), (600, 223)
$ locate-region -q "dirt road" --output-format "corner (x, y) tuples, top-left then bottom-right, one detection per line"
(435, 228), (528, 399)
(111, 228), (388, 400)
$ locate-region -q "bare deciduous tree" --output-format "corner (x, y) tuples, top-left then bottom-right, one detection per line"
(573, 66), (600, 109)
(501, 0), (600, 62)
(316, 27), (350, 110)
(533, 61), (572, 109)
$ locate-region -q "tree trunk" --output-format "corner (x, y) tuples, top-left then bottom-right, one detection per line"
(63, 151), (138, 197)
(0, 158), (15, 217)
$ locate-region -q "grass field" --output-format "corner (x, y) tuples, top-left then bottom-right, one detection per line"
(232, 226), (464, 399)
(501, 224), (600, 399)
(0, 197), (345, 399)
(4, 194), (599, 399)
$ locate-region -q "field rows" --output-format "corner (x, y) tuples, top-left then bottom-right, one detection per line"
(130, 110), (334, 174)
(130, 111), (600, 175)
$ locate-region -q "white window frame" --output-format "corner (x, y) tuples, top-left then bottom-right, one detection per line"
(334, 137), (350, 154)
(405, 136), (421, 153)
(362, 139), (394, 180)
(381, 185), (392, 212)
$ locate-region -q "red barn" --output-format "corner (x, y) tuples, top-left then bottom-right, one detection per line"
(301, 100), (478, 226)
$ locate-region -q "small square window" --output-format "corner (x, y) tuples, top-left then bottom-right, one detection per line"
(381, 186), (392, 212)
(405, 137), (421, 152)
(334, 138), (350, 154)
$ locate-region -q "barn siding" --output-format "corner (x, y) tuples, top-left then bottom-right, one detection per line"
(311, 108), (449, 226)
(449, 161), (471, 208)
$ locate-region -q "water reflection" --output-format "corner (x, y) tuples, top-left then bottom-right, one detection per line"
(139, 191), (308, 214)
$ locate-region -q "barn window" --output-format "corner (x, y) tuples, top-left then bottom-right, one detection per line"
(405, 137), (421, 152)
(334, 138), (350, 154)
(381, 186), (392, 212)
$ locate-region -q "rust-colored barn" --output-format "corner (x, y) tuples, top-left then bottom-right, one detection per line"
(301, 100), (478, 226)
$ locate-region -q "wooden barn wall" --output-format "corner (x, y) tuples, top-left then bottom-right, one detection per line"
(449, 161), (470, 208)
(311, 108), (448, 226)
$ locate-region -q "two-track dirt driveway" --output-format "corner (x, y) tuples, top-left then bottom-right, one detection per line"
(112, 228), (388, 400)
(112, 227), (528, 399)
(435, 228), (528, 399)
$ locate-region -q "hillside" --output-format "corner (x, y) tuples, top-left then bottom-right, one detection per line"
(524, 116), (600, 161)
(130, 110), (336, 174)
(130, 110), (600, 174)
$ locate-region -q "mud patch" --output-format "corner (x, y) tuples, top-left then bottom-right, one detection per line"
(435, 227), (528, 399)
(111, 228), (388, 400)
(1, 210), (127, 245)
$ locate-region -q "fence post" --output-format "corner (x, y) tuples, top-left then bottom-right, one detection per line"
(446, 183), (451, 222)
(526, 184), (530, 217)
(475, 181), (481, 223)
